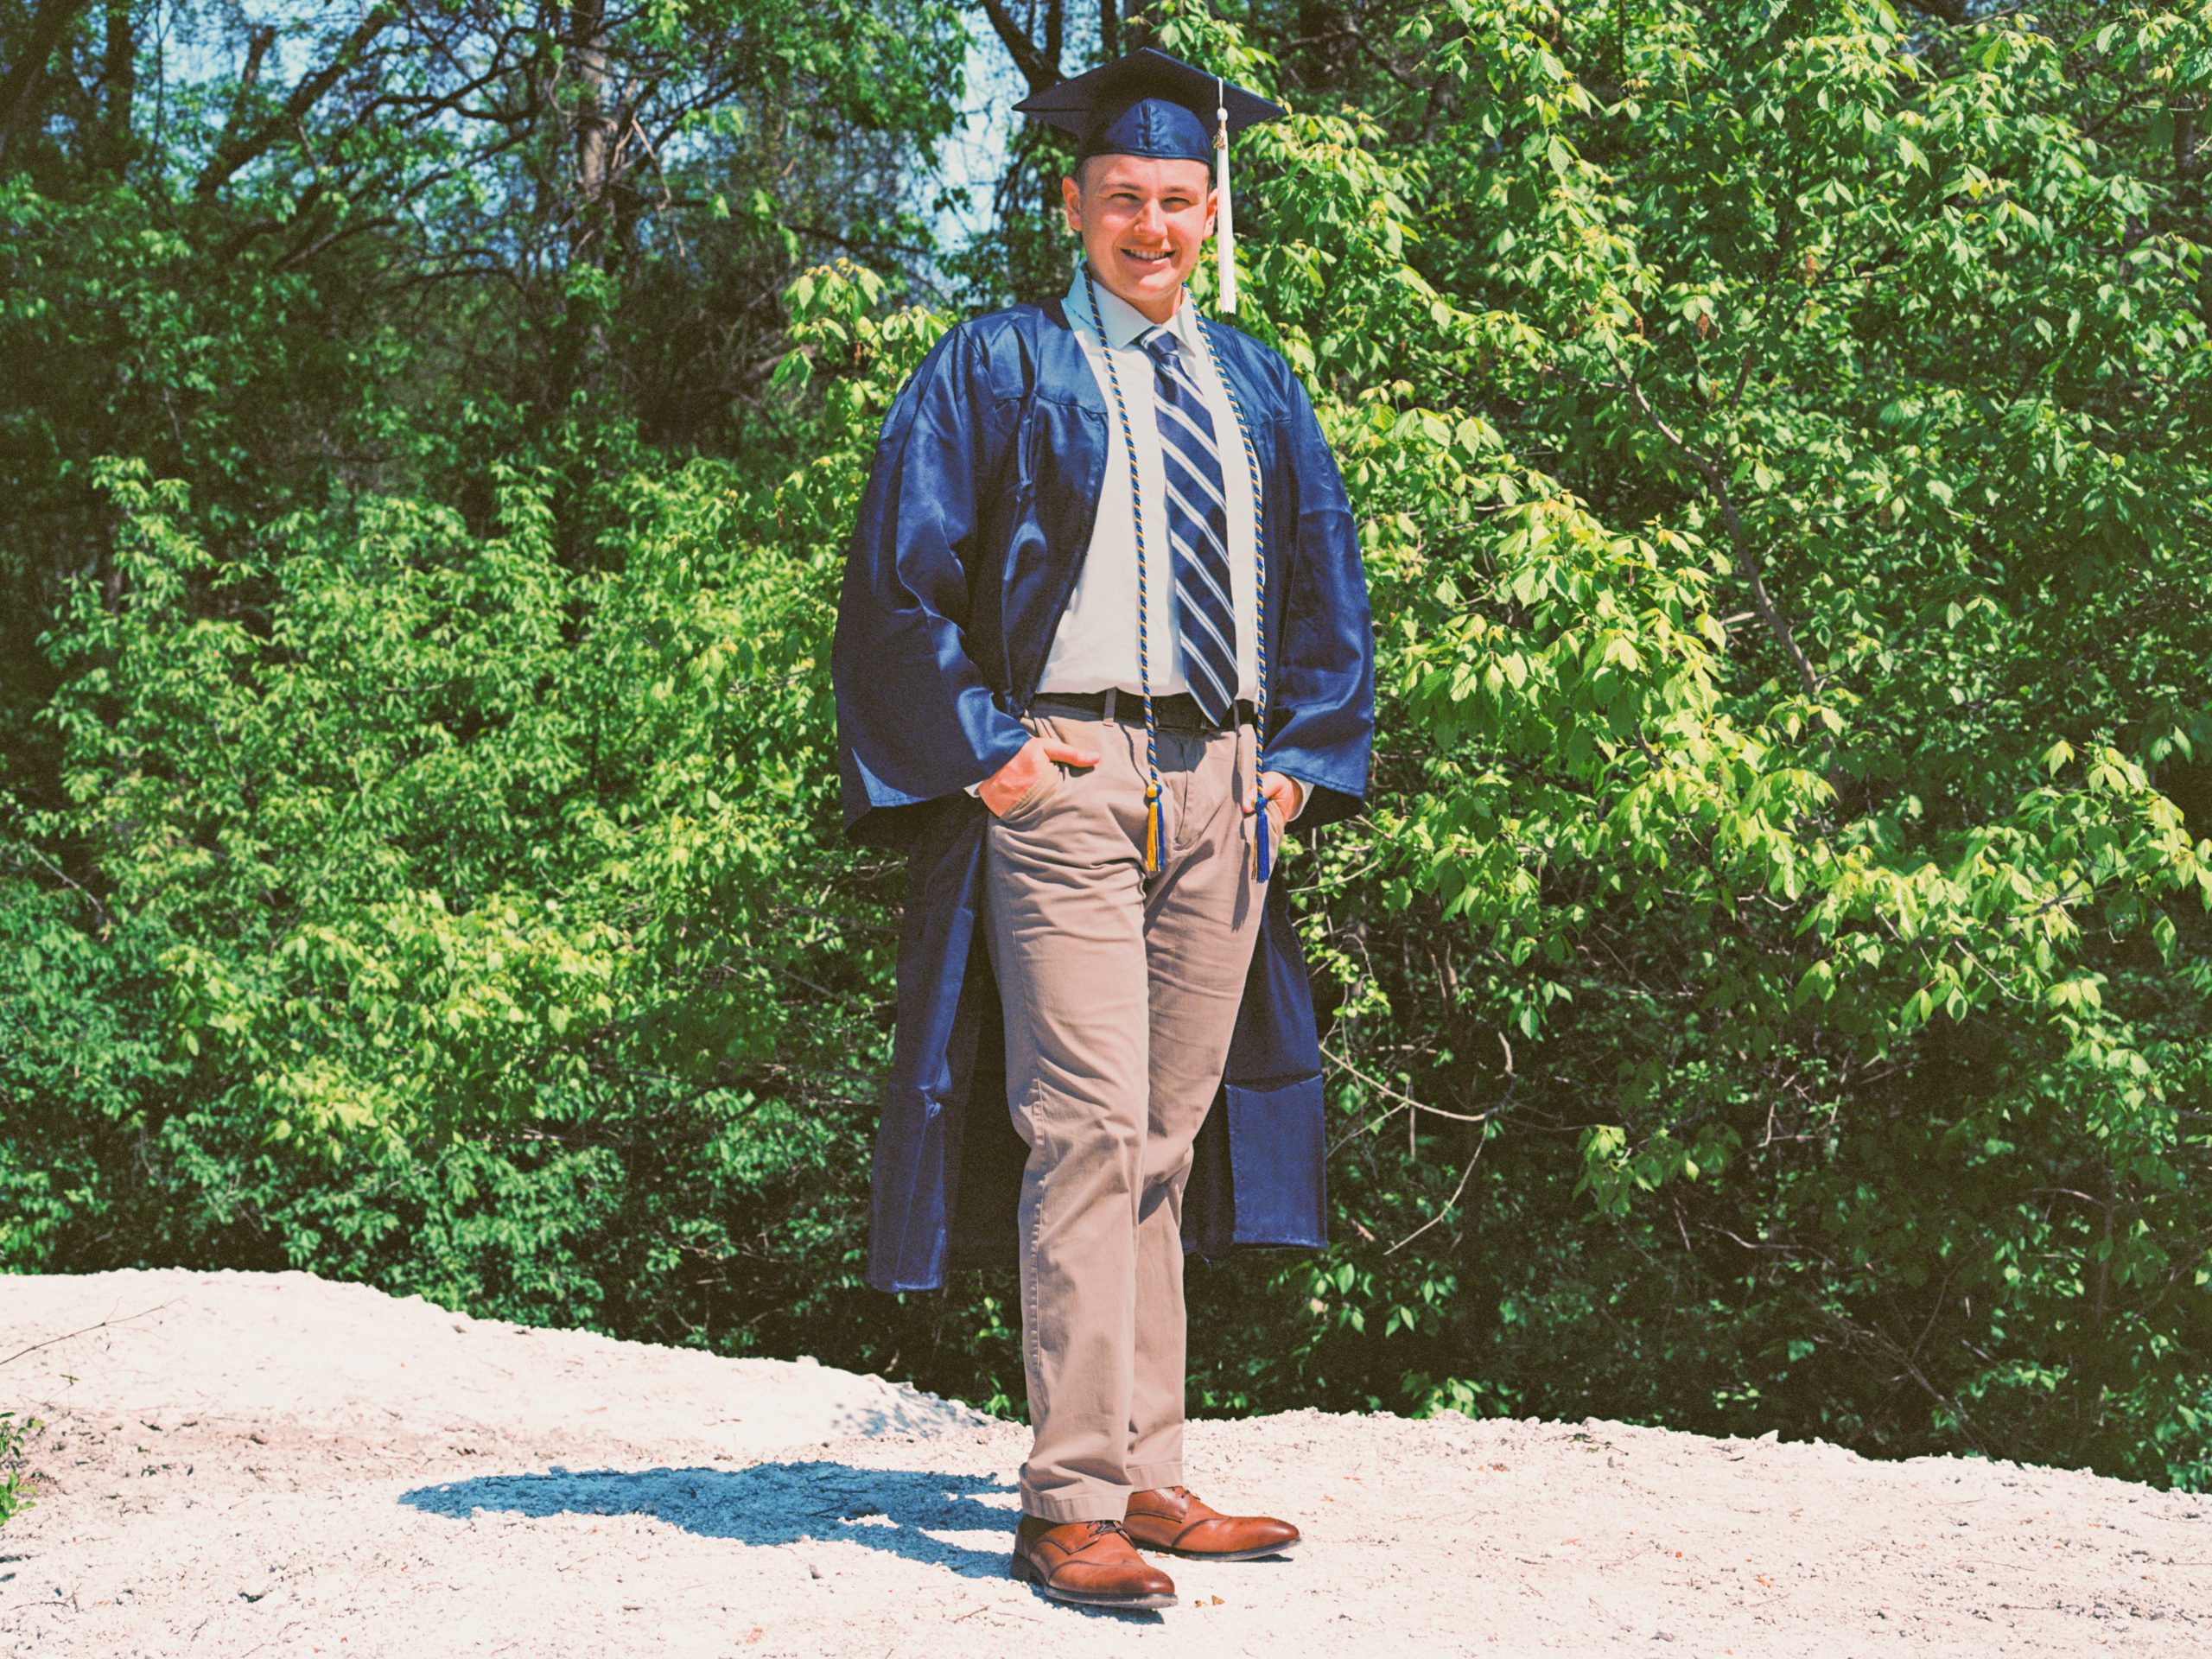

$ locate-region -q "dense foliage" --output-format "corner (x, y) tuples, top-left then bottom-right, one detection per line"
(3, 0), (2208, 1491)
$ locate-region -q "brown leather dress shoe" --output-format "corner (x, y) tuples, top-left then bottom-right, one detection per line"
(1009, 1516), (1177, 1610)
(1123, 1485), (1302, 1560)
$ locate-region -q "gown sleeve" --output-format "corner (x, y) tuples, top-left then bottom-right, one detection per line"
(1263, 373), (1375, 830)
(833, 322), (1033, 845)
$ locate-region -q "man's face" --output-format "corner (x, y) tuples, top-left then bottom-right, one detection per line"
(1061, 154), (1216, 321)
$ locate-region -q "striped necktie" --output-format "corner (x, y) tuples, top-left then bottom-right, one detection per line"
(1141, 325), (1237, 725)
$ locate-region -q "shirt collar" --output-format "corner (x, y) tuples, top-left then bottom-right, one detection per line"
(1066, 258), (1208, 353)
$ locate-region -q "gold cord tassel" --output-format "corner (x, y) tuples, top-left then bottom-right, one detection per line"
(1143, 779), (1164, 874)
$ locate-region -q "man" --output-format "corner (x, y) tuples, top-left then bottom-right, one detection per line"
(831, 47), (1373, 1611)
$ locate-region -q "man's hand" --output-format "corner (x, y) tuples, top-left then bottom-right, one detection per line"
(1247, 771), (1306, 825)
(981, 734), (1101, 817)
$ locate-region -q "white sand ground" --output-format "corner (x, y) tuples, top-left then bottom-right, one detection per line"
(0, 1269), (2203, 1657)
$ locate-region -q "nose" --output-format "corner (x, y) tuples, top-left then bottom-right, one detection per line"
(1133, 198), (1167, 238)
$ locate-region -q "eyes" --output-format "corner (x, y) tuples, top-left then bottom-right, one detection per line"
(1105, 191), (1199, 211)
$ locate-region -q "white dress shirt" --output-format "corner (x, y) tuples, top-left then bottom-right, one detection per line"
(1039, 261), (1262, 704)
(969, 261), (1294, 810)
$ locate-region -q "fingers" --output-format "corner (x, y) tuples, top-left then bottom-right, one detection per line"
(982, 734), (1097, 818)
(1245, 771), (1300, 815)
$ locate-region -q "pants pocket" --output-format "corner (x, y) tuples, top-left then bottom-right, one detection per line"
(995, 766), (1060, 823)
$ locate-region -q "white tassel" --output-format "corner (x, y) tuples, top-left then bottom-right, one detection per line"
(1214, 78), (1236, 315)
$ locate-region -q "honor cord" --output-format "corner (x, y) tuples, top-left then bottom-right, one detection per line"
(1077, 263), (1272, 880)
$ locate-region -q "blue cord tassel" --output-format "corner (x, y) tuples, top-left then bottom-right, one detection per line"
(1253, 789), (1273, 883)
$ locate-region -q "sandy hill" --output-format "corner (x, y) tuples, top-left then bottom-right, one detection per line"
(0, 1268), (2202, 1656)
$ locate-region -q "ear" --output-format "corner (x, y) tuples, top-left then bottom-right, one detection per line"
(1060, 173), (1083, 233)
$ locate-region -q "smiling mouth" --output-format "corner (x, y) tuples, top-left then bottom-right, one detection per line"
(1122, 247), (1173, 269)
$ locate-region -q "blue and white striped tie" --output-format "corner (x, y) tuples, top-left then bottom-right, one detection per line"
(1141, 326), (1237, 726)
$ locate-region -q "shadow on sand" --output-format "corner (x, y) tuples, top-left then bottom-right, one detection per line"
(401, 1459), (1164, 1618)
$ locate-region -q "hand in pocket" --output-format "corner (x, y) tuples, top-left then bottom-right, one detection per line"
(982, 734), (1100, 818)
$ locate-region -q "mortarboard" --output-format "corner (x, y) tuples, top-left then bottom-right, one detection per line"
(1014, 47), (1286, 314)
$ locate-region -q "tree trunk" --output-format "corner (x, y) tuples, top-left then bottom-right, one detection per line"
(545, 0), (616, 416)
(570, 0), (611, 252)
(90, 0), (134, 173)
(0, 0), (94, 168)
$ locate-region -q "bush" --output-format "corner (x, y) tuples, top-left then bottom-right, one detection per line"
(0, 1412), (37, 1529)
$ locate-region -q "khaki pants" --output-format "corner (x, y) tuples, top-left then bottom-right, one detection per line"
(983, 700), (1276, 1522)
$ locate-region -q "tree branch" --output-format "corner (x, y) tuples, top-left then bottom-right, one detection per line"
(974, 0), (1059, 96)
(1610, 360), (1823, 698)
(0, 1298), (181, 1370)
(201, 22), (276, 187)
(194, 5), (398, 197)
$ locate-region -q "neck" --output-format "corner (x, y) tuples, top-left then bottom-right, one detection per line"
(1084, 259), (1181, 326)
(1128, 289), (1179, 325)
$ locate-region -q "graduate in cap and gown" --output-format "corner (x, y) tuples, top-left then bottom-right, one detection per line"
(832, 46), (1374, 1610)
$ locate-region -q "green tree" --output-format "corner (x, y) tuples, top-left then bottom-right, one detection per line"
(2, 0), (2207, 1497)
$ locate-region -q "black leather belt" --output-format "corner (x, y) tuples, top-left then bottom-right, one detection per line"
(1031, 690), (1256, 733)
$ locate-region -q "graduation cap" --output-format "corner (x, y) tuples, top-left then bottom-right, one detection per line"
(1014, 47), (1286, 314)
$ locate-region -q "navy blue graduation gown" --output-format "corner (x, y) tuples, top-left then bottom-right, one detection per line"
(832, 295), (1374, 1293)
